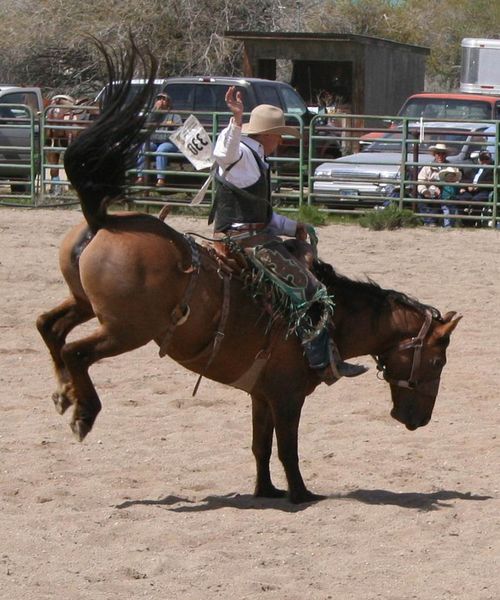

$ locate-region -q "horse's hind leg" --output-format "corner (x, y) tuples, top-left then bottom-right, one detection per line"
(251, 393), (286, 498)
(36, 297), (94, 415)
(61, 327), (144, 441)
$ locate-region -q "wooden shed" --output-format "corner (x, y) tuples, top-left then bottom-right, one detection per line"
(225, 31), (430, 117)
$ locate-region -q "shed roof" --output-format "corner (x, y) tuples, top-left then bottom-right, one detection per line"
(225, 31), (430, 55)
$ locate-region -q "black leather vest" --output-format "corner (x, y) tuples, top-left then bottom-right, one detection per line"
(210, 144), (272, 233)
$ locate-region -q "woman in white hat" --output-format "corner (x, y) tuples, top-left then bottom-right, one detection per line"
(211, 86), (367, 384)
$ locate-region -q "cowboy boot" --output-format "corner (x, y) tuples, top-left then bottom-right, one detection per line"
(302, 329), (368, 385)
(326, 337), (368, 379)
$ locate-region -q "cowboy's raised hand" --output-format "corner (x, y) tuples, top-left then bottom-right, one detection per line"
(225, 86), (244, 126)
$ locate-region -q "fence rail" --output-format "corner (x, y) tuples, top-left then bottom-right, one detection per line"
(0, 103), (498, 228)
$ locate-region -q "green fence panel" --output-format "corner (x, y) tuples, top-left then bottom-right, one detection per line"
(4, 104), (499, 230)
(0, 104), (38, 207)
(308, 113), (500, 228)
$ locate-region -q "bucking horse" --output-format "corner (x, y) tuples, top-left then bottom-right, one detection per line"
(36, 39), (461, 503)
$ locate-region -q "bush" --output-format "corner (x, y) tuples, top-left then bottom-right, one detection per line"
(279, 203), (328, 226)
(359, 204), (422, 230)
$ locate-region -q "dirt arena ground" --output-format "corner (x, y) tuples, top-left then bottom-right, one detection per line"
(1, 207), (498, 599)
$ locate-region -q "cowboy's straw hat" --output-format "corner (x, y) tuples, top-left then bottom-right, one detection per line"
(242, 104), (301, 138)
(438, 166), (462, 183)
(429, 142), (454, 155)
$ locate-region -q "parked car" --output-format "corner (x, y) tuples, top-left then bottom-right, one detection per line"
(313, 121), (492, 207)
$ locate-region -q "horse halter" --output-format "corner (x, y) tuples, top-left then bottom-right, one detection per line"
(373, 309), (439, 394)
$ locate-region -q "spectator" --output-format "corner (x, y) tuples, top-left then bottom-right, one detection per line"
(417, 143), (454, 226)
(457, 150), (495, 227)
(438, 166), (461, 227)
(136, 93), (182, 187)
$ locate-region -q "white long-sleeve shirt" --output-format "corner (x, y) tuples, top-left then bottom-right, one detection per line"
(213, 119), (298, 237)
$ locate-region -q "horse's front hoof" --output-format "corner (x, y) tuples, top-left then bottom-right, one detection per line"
(289, 490), (326, 504)
(52, 391), (72, 415)
(70, 418), (92, 442)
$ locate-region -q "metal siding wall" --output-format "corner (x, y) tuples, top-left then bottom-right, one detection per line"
(364, 45), (426, 116)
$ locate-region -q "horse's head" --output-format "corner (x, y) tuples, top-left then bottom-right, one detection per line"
(376, 310), (462, 430)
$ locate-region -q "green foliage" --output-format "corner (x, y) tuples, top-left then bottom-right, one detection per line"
(359, 204), (422, 230)
(296, 203), (328, 226)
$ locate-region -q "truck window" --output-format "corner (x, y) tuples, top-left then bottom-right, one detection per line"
(164, 84), (194, 111)
(0, 93), (32, 119)
(259, 85), (281, 107)
(193, 86), (216, 112)
(280, 87), (308, 116)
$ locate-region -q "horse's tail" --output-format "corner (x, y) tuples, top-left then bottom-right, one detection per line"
(63, 36), (158, 232)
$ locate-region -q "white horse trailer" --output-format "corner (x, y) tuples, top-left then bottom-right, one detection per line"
(460, 38), (500, 95)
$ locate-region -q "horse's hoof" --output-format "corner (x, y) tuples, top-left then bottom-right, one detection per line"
(70, 419), (92, 442)
(289, 490), (326, 504)
(254, 486), (287, 499)
(52, 391), (71, 415)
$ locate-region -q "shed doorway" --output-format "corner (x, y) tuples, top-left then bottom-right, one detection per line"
(291, 60), (353, 110)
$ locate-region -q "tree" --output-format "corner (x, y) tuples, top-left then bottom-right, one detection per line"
(0, 0), (285, 96)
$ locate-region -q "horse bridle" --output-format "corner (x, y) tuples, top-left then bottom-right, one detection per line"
(372, 309), (439, 394)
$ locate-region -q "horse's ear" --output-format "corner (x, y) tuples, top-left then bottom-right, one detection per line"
(439, 312), (462, 336)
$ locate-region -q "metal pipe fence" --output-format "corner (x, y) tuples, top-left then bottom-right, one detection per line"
(0, 104), (38, 207)
(1, 103), (499, 230)
(308, 113), (500, 228)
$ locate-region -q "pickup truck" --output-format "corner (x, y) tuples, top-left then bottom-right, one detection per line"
(0, 86), (44, 191)
(161, 76), (342, 164)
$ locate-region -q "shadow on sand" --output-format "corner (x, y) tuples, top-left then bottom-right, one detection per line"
(115, 488), (493, 513)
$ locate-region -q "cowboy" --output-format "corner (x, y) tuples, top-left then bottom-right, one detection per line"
(417, 142), (456, 226)
(211, 86), (367, 384)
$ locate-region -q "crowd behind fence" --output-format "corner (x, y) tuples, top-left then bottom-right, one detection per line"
(0, 103), (498, 228)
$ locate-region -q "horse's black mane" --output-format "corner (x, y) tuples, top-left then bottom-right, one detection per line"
(313, 259), (443, 322)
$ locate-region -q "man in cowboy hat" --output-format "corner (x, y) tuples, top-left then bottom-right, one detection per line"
(417, 142), (458, 225)
(211, 86), (367, 384)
